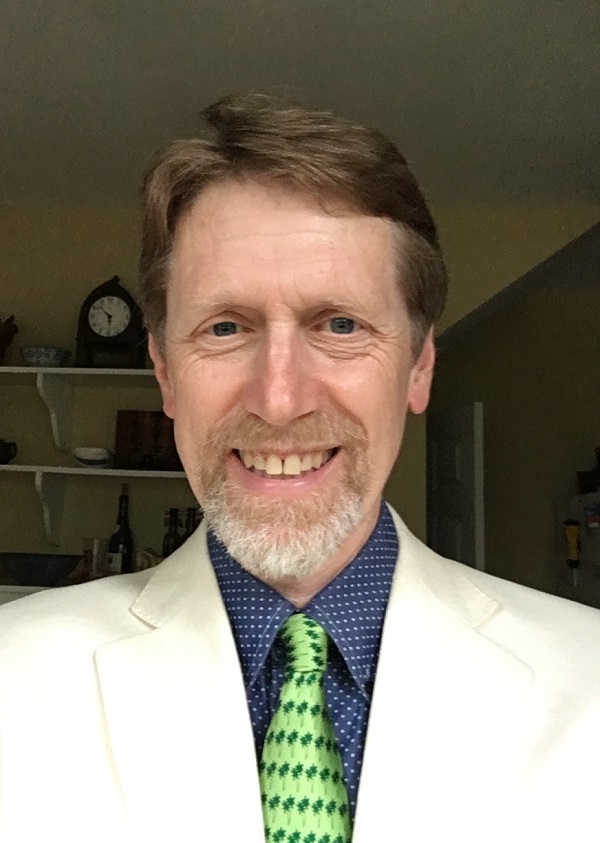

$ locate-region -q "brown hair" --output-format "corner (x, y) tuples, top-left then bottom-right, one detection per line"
(138, 92), (447, 354)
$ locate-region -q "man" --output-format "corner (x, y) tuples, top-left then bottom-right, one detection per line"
(1, 94), (600, 843)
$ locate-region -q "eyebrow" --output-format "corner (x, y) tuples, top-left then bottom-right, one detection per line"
(188, 295), (368, 316)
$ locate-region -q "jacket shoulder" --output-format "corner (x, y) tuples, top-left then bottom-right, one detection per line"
(0, 570), (153, 661)
(391, 509), (600, 682)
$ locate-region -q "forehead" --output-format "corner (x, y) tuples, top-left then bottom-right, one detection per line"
(172, 180), (398, 276)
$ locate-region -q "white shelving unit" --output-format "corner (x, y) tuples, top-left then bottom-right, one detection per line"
(1, 366), (186, 543)
(0, 465), (185, 478)
(1, 365), (157, 451)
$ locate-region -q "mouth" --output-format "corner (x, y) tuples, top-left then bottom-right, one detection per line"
(232, 447), (339, 479)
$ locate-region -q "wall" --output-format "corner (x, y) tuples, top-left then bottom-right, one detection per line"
(0, 205), (140, 350)
(385, 414), (426, 536)
(429, 281), (600, 593)
(382, 204), (600, 538)
(434, 204), (600, 332)
(1, 203), (598, 556)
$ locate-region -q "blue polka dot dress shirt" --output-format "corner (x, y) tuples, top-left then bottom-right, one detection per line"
(208, 500), (399, 818)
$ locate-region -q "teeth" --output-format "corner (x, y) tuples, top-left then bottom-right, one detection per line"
(300, 454), (313, 471)
(283, 455), (302, 475)
(265, 455), (283, 475)
(237, 449), (335, 476)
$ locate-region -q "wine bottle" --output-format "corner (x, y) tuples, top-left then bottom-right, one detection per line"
(107, 483), (134, 574)
(162, 508), (182, 557)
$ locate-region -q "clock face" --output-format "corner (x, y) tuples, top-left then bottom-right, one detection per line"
(88, 295), (131, 338)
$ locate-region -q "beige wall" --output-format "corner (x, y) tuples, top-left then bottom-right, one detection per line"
(429, 285), (600, 593)
(1, 202), (598, 556)
(435, 204), (600, 332)
(0, 205), (141, 351)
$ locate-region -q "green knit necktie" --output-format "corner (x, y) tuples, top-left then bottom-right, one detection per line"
(259, 613), (352, 843)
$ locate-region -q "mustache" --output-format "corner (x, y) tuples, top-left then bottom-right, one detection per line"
(203, 410), (368, 454)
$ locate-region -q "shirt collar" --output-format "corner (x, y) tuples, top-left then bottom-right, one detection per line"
(208, 501), (399, 697)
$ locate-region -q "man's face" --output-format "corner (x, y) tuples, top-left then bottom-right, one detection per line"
(150, 179), (434, 580)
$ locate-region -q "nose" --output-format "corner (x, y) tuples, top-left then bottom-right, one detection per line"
(242, 324), (320, 426)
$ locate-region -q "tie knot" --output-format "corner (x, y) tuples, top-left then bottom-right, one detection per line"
(280, 614), (328, 674)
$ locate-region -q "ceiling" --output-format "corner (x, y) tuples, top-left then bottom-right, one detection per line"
(1, 0), (598, 204)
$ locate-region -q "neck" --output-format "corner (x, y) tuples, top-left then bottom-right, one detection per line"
(262, 501), (381, 608)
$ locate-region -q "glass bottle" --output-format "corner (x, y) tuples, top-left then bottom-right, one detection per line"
(183, 507), (200, 541)
(162, 507), (182, 557)
(107, 483), (134, 574)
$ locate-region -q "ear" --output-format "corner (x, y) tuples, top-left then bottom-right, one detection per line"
(148, 334), (175, 419)
(407, 330), (436, 415)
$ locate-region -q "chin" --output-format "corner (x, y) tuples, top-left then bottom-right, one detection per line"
(204, 490), (364, 582)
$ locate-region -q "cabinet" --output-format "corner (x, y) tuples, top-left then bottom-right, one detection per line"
(0, 366), (186, 544)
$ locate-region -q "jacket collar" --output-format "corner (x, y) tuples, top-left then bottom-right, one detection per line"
(127, 510), (500, 635)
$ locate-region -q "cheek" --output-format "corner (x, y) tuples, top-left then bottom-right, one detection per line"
(168, 356), (245, 442)
(364, 366), (411, 457)
(375, 393), (406, 455)
(329, 361), (407, 442)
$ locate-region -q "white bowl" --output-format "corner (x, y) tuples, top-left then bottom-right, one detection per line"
(74, 447), (114, 467)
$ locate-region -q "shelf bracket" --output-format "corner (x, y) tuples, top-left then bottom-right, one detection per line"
(34, 471), (66, 546)
(36, 373), (74, 452)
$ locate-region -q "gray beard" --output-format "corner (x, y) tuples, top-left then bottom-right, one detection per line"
(202, 489), (364, 581)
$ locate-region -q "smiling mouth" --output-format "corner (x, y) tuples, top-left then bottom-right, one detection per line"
(233, 448), (339, 478)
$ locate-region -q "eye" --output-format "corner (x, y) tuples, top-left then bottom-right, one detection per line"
(327, 316), (357, 334)
(211, 321), (239, 337)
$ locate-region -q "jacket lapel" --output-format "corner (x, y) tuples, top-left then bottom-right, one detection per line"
(353, 513), (536, 842)
(94, 526), (266, 842)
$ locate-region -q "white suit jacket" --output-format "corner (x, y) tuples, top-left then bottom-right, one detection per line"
(1, 509), (600, 842)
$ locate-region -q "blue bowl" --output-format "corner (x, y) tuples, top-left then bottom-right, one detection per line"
(0, 553), (81, 587)
(21, 346), (70, 367)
